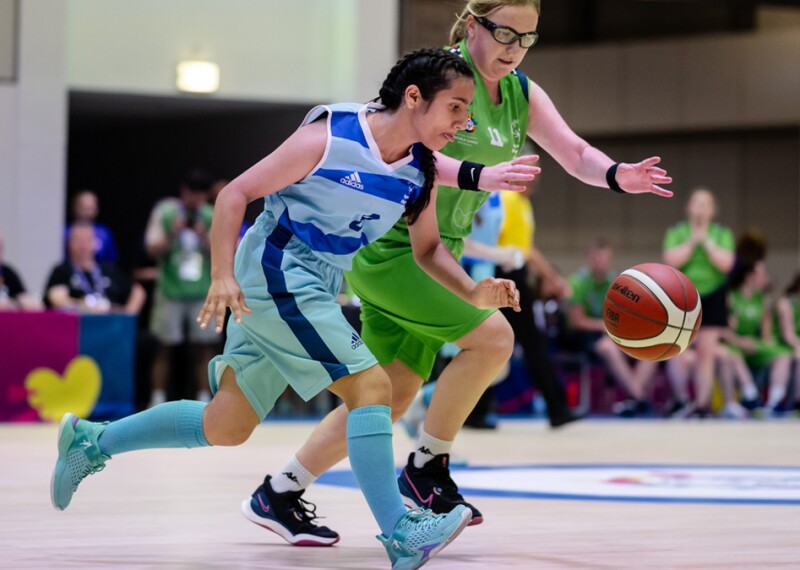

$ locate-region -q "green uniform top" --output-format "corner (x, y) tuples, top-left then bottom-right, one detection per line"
(373, 41), (530, 258)
(729, 289), (765, 338)
(345, 40), (531, 379)
(568, 267), (617, 320)
(155, 201), (214, 300)
(663, 221), (734, 296)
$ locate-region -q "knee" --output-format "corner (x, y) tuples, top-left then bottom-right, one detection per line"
(337, 367), (392, 410)
(202, 404), (257, 446)
(481, 317), (515, 362)
(390, 386), (420, 421)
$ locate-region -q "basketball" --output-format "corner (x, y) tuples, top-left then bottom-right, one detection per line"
(603, 263), (702, 361)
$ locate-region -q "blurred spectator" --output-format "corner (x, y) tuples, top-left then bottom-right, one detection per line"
(774, 270), (800, 412)
(721, 259), (792, 416)
(64, 190), (119, 263)
(495, 186), (580, 428)
(663, 188), (735, 418)
(144, 169), (218, 407)
(0, 228), (43, 311)
(566, 238), (657, 417)
(45, 222), (145, 314)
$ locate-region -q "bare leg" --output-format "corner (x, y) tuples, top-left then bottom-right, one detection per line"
(693, 328), (721, 408)
(665, 348), (695, 402)
(296, 360), (423, 476)
(766, 355), (792, 409)
(423, 312), (513, 441)
(203, 367), (260, 445)
(149, 345), (172, 405)
(595, 336), (643, 399)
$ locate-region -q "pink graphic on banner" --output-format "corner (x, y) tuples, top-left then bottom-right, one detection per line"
(0, 311), (80, 421)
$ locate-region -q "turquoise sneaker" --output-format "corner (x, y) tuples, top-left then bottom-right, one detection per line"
(377, 505), (471, 569)
(51, 413), (110, 511)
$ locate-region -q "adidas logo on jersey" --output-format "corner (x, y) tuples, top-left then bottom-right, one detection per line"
(340, 171), (364, 190)
(351, 332), (364, 350)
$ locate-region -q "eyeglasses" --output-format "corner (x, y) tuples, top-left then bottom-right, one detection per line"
(473, 15), (538, 49)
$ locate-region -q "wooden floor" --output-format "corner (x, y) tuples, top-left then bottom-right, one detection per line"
(2, 418), (799, 569)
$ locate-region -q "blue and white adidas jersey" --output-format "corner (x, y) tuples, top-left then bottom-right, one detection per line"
(263, 102), (425, 270)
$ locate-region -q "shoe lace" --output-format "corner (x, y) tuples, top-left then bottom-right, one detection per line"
(400, 508), (440, 532)
(70, 454), (106, 491)
(289, 495), (324, 524)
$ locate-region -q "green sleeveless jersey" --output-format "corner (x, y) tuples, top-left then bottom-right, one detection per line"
(729, 289), (764, 338)
(363, 40), (530, 258)
(663, 221), (734, 296)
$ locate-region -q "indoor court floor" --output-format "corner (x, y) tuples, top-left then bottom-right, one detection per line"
(2, 418), (799, 569)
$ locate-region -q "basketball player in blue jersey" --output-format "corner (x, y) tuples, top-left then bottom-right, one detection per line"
(50, 48), (540, 570)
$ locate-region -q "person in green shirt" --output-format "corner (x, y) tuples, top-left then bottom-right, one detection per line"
(663, 188), (735, 417)
(721, 259), (792, 415)
(772, 270), (800, 412)
(245, 0), (673, 542)
(566, 238), (658, 417)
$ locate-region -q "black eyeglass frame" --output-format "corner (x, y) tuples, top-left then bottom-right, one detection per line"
(473, 15), (539, 49)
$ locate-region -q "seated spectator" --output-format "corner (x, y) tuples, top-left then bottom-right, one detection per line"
(773, 270), (800, 413)
(721, 259), (792, 415)
(64, 190), (119, 263)
(46, 222), (145, 314)
(566, 238), (657, 417)
(0, 228), (43, 311)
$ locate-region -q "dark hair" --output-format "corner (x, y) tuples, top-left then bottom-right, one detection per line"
(728, 259), (758, 291)
(375, 48), (474, 224)
(181, 169), (213, 193)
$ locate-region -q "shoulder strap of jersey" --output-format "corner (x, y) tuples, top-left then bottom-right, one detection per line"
(513, 68), (529, 102)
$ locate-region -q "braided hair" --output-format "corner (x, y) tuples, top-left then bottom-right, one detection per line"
(375, 48), (474, 225)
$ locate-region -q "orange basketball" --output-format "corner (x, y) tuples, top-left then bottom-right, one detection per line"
(603, 263), (702, 361)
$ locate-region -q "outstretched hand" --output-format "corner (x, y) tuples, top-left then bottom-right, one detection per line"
(479, 155), (541, 192)
(197, 275), (252, 333)
(470, 277), (521, 312)
(615, 157), (673, 197)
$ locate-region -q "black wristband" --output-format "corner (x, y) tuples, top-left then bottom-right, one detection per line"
(606, 163), (625, 194)
(458, 160), (485, 192)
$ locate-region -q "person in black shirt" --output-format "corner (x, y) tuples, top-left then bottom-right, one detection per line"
(45, 222), (145, 314)
(0, 228), (42, 311)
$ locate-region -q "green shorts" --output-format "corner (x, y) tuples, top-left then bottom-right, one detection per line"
(725, 339), (792, 370)
(346, 243), (494, 380)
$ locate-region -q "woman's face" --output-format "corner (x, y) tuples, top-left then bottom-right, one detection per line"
(411, 77), (474, 150)
(750, 261), (769, 291)
(686, 190), (715, 225)
(466, 4), (539, 83)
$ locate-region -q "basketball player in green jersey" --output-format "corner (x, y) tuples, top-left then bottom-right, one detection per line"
(243, 0), (673, 543)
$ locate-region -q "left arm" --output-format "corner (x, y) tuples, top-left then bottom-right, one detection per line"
(407, 187), (520, 311)
(433, 153), (540, 192)
(123, 282), (147, 316)
(526, 80), (672, 197)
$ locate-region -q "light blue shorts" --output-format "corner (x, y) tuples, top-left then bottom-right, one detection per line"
(208, 213), (378, 420)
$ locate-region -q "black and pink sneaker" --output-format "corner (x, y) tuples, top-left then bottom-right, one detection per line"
(398, 453), (483, 526)
(241, 475), (339, 546)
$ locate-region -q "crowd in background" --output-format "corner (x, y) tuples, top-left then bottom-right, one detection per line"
(2, 177), (799, 422)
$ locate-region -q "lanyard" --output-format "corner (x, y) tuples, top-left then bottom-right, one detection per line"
(71, 263), (107, 298)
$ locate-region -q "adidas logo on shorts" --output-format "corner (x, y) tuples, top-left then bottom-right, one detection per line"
(351, 332), (364, 350)
(340, 171), (364, 190)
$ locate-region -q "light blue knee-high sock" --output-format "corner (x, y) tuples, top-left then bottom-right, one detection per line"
(347, 405), (408, 537)
(97, 400), (210, 456)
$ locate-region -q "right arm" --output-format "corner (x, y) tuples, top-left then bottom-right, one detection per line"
(197, 120), (327, 332)
(776, 297), (800, 351)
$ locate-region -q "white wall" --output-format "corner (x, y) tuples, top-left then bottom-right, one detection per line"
(67, 0), (399, 103)
(0, 0), (67, 296)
